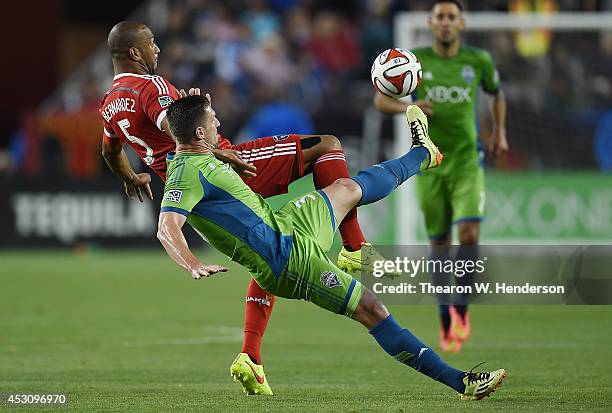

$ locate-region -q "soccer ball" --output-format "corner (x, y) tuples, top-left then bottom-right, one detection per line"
(371, 48), (422, 99)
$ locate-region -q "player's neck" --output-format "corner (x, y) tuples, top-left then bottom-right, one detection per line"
(433, 40), (461, 58)
(176, 142), (214, 155)
(112, 60), (150, 77)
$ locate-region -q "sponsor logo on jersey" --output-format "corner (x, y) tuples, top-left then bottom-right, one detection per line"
(424, 86), (471, 104)
(272, 134), (289, 142)
(158, 95), (174, 108)
(163, 190), (182, 203)
(245, 295), (272, 306)
(461, 65), (476, 84)
(320, 271), (342, 288)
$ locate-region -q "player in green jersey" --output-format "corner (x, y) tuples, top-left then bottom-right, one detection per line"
(374, 0), (509, 352)
(156, 94), (506, 400)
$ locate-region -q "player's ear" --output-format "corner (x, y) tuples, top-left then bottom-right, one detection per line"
(128, 46), (142, 62)
(195, 126), (205, 141)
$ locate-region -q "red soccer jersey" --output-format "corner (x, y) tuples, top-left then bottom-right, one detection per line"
(99, 73), (180, 181)
(217, 136), (232, 150)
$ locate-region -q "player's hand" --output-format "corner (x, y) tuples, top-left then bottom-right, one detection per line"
(212, 149), (257, 178)
(190, 264), (228, 279)
(124, 173), (153, 202)
(178, 88), (201, 98)
(415, 100), (433, 116)
(488, 128), (509, 158)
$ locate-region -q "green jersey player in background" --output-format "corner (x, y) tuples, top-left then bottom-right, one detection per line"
(156, 94), (506, 400)
(373, 0), (508, 352)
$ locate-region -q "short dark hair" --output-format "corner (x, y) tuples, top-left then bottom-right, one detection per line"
(430, 0), (465, 12)
(166, 95), (211, 145)
(107, 21), (149, 59)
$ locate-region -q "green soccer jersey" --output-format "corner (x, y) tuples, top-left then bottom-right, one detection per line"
(411, 46), (500, 174)
(160, 152), (293, 279)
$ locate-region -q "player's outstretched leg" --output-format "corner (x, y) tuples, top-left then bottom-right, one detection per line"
(302, 135), (367, 252)
(349, 105), (442, 210)
(297, 135), (393, 275)
(316, 104), (441, 234)
(320, 105), (443, 242)
(352, 288), (506, 399)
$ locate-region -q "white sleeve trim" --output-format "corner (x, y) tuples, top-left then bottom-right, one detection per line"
(103, 127), (118, 138)
(156, 110), (167, 131)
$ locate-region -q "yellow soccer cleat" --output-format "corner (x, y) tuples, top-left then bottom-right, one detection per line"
(337, 243), (400, 278)
(230, 353), (273, 396)
(460, 363), (506, 400)
(405, 105), (443, 170)
(337, 246), (362, 273)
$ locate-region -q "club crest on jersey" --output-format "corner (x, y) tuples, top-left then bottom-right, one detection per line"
(320, 271), (342, 288)
(158, 95), (174, 108)
(461, 65), (476, 84)
(163, 190), (182, 203)
(272, 135), (289, 142)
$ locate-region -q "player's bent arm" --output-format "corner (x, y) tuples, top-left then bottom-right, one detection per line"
(102, 138), (153, 202)
(373, 91), (409, 114)
(157, 212), (228, 279)
(102, 138), (138, 183)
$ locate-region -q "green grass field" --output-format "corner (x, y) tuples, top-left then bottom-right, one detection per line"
(1, 249), (611, 412)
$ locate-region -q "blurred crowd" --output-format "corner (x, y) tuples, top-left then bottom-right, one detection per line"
(3, 0), (612, 177)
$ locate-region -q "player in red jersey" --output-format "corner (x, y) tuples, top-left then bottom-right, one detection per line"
(100, 21), (385, 395)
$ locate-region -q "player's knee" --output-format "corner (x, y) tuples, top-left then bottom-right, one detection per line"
(353, 288), (390, 328)
(458, 224), (479, 245)
(320, 134), (342, 152)
(332, 178), (362, 201)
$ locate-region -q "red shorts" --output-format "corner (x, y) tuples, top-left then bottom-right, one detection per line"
(223, 134), (304, 198)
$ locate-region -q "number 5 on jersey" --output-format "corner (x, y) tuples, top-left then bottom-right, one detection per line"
(117, 118), (155, 166)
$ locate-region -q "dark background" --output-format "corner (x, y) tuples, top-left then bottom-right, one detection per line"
(1, 0), (142, 149)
